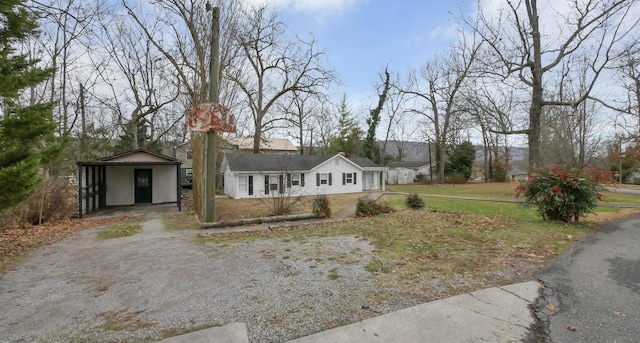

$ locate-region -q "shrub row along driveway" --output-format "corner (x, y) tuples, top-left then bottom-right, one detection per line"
(0, 212), (422, 343)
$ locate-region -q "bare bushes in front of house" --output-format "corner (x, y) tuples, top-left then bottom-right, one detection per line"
(1, 178), (77, 229)
(312, 195), (331, 218)
(261, 191), (305, 216)
(355, 197), (394, 217)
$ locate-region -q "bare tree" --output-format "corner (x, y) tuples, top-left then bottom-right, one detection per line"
(95, 11), (181, 150)
(28, 0), (104, 138)
(589, 44), (640, 141)
(281, 90), (323, 154)
(226, 4), (337, 154)
(402, 32), (483, 183)
(473, 0), (640, 169)
(308, 104), (338, 155)
(540, 57), (605, 168)
(383, 82), (420, 162)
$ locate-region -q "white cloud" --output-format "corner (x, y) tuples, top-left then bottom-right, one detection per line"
(243, 0), (365, 14)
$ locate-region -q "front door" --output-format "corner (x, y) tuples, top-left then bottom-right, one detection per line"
(367, 173), (375, 190)
(134, 169), (153, 204)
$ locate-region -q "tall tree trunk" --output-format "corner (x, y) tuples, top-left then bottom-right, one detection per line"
(528, 0), (542, 170)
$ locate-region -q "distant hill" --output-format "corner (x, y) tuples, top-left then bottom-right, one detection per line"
(379, 140), (527, 163)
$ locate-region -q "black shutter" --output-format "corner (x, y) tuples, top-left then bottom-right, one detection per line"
(354, 172), (357, 185)
(248, 175), (253, 195)
(279, 175), (284, 194)
(329, 173), (332, 186)
(287, 173), (292, 187)
(342, 173), (346, 185)
(316, 173), (320, 186)
(301, 174), (305, 187)
(265, 175), (269, 195)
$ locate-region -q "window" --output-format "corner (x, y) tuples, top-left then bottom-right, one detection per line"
(185, 168), (193, 176)
(320, 173), (328, 185)
(343, 172), (357, 185)
(291, 174), (300, 186)
(238, 176), (248, 193)
(186, 150), (192, 160)
(269, 175), (279, 191)
(316, 173), (332, 186)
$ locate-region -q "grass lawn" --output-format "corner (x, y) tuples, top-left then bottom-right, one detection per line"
(387, 182), (640, 206)
(199, 182), (640, 300)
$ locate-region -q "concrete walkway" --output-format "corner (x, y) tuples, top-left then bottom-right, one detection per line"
(156, 281), (540, 343)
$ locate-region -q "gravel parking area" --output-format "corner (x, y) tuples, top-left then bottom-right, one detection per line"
(0, 213), (423, 343)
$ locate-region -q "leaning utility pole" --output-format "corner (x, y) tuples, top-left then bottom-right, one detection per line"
(204, 5), (220, 222)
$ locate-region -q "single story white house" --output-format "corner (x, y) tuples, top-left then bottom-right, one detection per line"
(77, 149), (182, 217)
(221, 153), (386, 199)
(386, 161), (433, 184)
(507, 168), (529, 182)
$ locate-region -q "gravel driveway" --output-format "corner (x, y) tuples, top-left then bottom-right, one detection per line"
(0, 212), (422, 343)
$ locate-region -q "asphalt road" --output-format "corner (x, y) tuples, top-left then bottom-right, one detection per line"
(535, 215), (640, 342)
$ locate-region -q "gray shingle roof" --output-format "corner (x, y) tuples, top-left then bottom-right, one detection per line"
(224, 153), (384, 172)
(224, 153), (332, 172)
(348, 157), (384, 169)
(387, 161), (430, 169)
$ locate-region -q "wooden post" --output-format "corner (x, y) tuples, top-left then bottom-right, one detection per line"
(204, 7), (220, 222)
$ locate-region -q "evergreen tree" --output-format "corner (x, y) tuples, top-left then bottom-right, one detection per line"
(328, 95), (362, 157)
(112, 119), (162, 154)
(0, 0), (60, 211)
(444, 141), (476, 181)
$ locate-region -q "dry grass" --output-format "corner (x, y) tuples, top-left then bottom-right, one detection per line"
(211, 192), (365, 221)
(98, 310), (155, 331)
(200, 189), (640, 301)
(201, 206), (597, 300)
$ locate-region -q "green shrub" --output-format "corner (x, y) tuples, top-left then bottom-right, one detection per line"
(405, 193), (425, 210)
(516, 166), (602, 222)
(312, 195), (331, 218)
(356, 197), (394, 217)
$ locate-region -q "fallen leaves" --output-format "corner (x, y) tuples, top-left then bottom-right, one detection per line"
(567, 325), (578, 331)
(0, 216), (125, 273)
(546, 304), (560, 312)
(614, 310), (626, 317)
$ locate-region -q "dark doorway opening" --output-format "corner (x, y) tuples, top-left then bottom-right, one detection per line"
(134, 169), (153, 204)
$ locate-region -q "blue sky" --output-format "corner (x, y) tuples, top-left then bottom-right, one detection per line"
(261, 0), (474, 106)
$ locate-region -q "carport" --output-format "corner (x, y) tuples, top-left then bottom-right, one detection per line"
(77, 149), (182, 218)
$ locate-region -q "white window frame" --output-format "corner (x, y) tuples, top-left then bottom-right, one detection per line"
(238, 175), (248, 193)
(185, 168), (193, 176)
(291, 174), (300, 186)
(320, 173), (328, 185)
(269, 175), (279, 191)
(345, 173), (353, 184)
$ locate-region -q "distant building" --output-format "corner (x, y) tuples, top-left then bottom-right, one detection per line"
(507, 168), (529, 182)
(386, 161), (434, 184)
(223, 137), (298, 154)
(165, 137), (299, 188)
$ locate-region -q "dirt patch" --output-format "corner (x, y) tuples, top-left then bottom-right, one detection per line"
(0, 214), (396, 343)
(0, 216), (126, 273)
